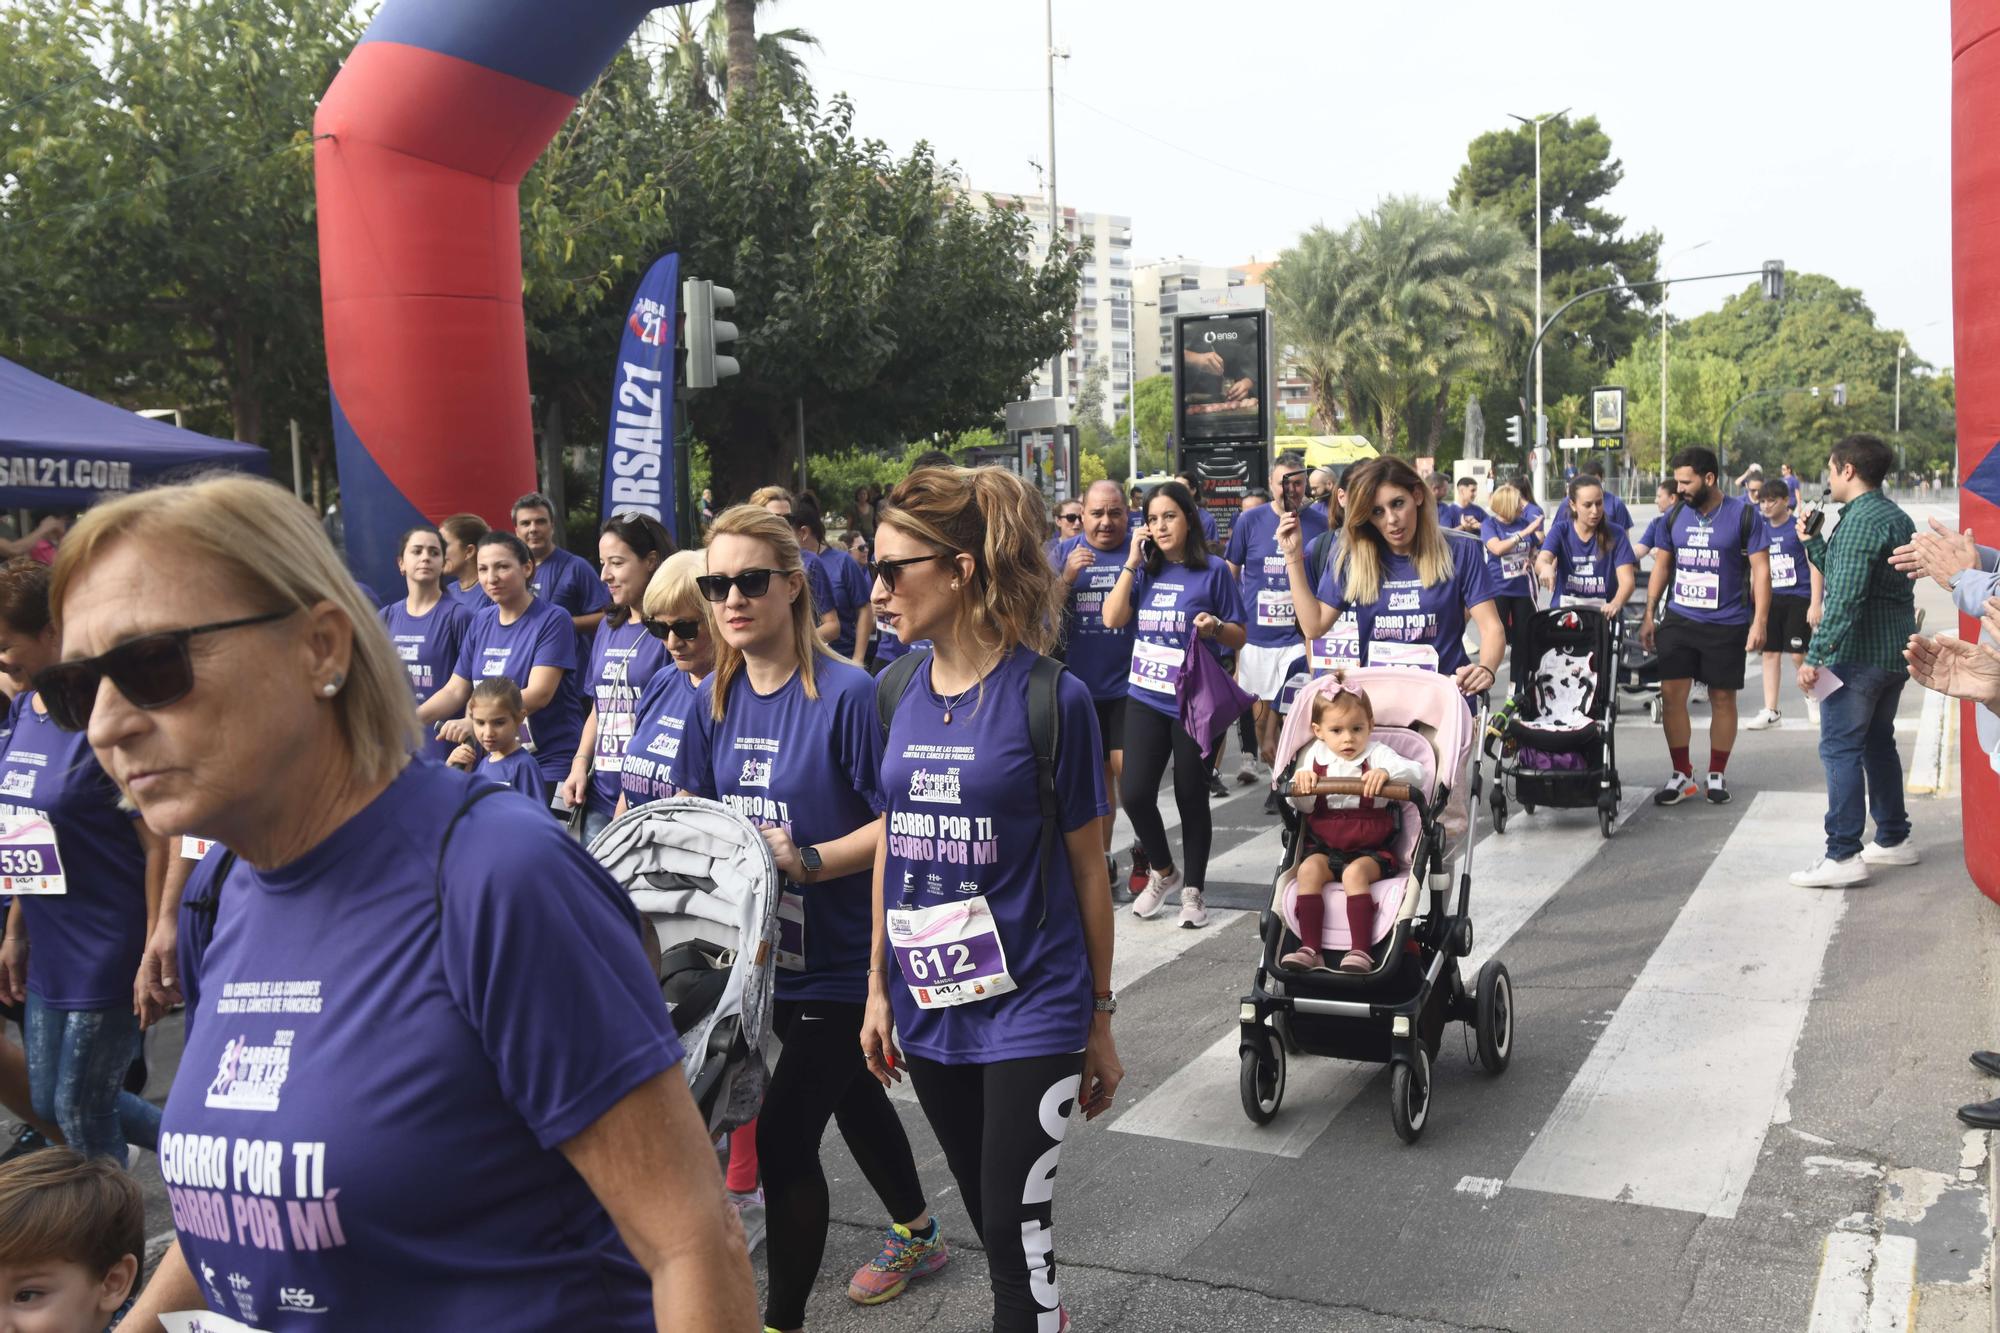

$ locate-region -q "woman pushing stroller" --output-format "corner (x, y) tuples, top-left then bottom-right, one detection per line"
(1279, 680), (1426, 974)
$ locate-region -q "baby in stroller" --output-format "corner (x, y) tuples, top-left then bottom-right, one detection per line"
(1279, 681), (1428, 974)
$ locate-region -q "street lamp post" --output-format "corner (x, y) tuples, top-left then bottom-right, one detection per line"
(1657, 241), (1710, 479)
(1895, 342), (1907, 434)
(1508, 107), (1570, 506)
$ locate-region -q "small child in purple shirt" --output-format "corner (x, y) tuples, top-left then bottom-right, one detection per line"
(449, 677), (552, 807)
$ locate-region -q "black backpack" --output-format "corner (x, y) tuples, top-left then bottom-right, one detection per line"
(876, 650), (1066, 924)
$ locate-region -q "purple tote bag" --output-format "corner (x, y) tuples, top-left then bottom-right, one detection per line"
(1177, 633), (1255, 758)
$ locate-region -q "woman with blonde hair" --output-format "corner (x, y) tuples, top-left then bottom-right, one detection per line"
(48, 476), (753, 1328)
(1279, 455), (1505, 696)
(1480, 481), (1545, 666)
(861, 465), (1122, 1333)
(614, 549), (712, 815)
(672, 504), (941, 1331)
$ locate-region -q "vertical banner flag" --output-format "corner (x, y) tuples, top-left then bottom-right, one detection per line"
(601, 252), (680, 537)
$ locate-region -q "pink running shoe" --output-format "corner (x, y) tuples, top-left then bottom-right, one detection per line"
(847, 1219), (949, 1305)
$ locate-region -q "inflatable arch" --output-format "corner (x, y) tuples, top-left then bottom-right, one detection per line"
(1956, 0), (2000, 900)
(313, 0), (671, 596)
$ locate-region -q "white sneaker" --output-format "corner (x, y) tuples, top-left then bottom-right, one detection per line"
(1132, 866), (1182, 919)
(1177, 886), (1208, 930)
(1235, 756), (1261, 786)
(1789, 856), (1872, 888)
(1860, 840), (1919, 866)
(1692, 682), (1711, 704)
(1743, 708), (1782, 731)
(728, 1187), (766, 1253)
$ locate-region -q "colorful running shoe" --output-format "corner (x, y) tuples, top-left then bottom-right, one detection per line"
(1654, 771), (1699, 806)
(1132, 866), (1182, 920)
(847, 1219), (949, 1305)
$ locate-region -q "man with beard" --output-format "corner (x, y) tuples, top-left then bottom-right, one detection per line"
(1641, 447), (1772, 806)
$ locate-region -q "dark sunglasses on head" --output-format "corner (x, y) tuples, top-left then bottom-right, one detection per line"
(34, 609), (296, 732)
(867, 552), (954, 593)
(642, 616), (702, 641)
(694, 569), (785, 602)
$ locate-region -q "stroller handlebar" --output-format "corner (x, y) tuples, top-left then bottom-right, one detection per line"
(1298, 777), (1419, 807)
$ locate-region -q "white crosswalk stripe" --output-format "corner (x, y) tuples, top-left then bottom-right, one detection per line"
(1506, 790), (1842, 1217)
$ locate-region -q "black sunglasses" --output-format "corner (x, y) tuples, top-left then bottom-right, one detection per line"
(34, 609), (295, 732)
(1057, 512), (1083, 524)
(642, 616), (702, 641)
(867, 553), (954, 593)
(694, 569), (787, 603)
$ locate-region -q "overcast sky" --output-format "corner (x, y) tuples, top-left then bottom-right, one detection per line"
(781, 0), (1953, 368)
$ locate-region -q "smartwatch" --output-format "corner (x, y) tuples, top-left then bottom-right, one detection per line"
(799, 845), (823, 876)
(1092, 991), (1117, 1015)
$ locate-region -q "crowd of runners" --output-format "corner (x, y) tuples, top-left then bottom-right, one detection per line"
(0, 435), (1940, 1331)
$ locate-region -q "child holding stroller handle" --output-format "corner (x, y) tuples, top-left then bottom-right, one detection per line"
(1280, 683), (1427, 974)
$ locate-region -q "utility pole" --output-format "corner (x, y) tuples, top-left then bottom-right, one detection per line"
(1044, 0), (1063, 401)
(1508, 108), (1569, 507)
(1895, 342), (1906, 433)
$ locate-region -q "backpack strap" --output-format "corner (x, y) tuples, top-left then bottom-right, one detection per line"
(434, 781), (517, 919)
(874, 649), (929, 743)
(1025, 653), (1065, 927)
(1306, 527), (1338, 590)
(1738, 498), (1755, 553)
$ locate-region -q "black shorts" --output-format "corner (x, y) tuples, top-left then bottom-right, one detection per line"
(1656, 616), (1750, 691)
(1763, 597), (1812, 655)
(1092, 696), (1126, 764)
(0, 997), (19, 1027)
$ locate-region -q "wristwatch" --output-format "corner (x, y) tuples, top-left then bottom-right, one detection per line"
(1092, 991), (1117, 1015)
(799, 845), (823, 876)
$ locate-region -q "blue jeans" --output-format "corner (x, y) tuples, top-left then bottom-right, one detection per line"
(1817, 663), (1912, 861)
(23, 992), (160, 1165)
(581, 806), (613, 845)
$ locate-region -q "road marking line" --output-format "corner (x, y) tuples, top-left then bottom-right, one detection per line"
(1507, 791), (1844, 1218)
(1909, 690), (1948, 795)
(1108, 784), (1648, 1156)
(1808, 1231), (1877, 1332)
(1866, 1234), (1916, 1333)
(1455, 1175), (1504, 1199)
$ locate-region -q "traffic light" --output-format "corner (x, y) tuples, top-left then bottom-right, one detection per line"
(683, 278), (739, 389)
(1505, 414), (1524, 450)
(1761, 260), (1786, 302)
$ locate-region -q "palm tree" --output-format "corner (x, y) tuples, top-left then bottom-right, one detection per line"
(711, 0), (819, 109)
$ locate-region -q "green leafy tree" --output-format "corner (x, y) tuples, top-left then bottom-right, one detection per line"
(1105, 374), (1173, 481)
(1452, 113), (1664, 437)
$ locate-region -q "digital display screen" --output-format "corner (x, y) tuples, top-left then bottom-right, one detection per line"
(1175, 312), (1267, 445)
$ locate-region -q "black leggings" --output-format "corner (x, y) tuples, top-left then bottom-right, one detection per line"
(908, 1051), (1085, 1333)
(1494, 594), (1536, 673)
(1122, 703), (1213, 886)
(760, 999), (929, 1329)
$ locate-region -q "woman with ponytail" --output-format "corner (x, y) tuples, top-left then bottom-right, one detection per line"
(1536, 475), (1638, 614)
(861, 466), (1122, 1333)
(670, 505), (942, 1333)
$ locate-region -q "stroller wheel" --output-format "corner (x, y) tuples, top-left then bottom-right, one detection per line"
(1239, 1040), (1286, 1125)
(1599, 804), (1614, 838)
(1648, 697), (1665, 726)
(1475, 960), (1514, 1075)
(1490, 790), (1508, 835)
(1390, 1046), (1431, 1144)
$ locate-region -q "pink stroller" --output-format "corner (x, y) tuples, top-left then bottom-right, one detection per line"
(1237, 668), (1514, 1143)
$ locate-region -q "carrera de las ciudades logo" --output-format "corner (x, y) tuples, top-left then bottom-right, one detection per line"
(204, 1030), (295, 1113)
(908, 767), (963, 805)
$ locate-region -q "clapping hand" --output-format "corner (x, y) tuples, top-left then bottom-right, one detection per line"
(1888, 518), (1980, 588)
(1906, 632), (2000, 706)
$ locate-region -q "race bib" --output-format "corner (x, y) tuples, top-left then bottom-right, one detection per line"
(885, 896), (1017, 1009)
(1771, 552), (1799, 589)
(1309, 618), (1362, 675)
(1561, 595), (1608, 611)
(1366, 640), (1441, 672)
(1500, 550), (1532, 583)
(1255, 587), (1295, 628)
(775, 890), (806, 972)
(163, 1313), (258, 1333)
(180, 837), (215, 860)
(1673, 568), (1720, 610)
(0, 815), (64, 895)
(1128, 638), (1184, 695)
(596, 707), (636, 770)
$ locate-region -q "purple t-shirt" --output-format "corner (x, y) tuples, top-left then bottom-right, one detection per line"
(1480, 513), (1541, 599)
(879, 652), (1107, 1063)
(1053, 536), (1136, 702)
(802, 550), (837, 631)
(675, 660), (886, 1002)
(1639, 514), (1670, 552)
(1315, 531), (1495, 675)
(480, 747), (550, 805)
(159, 762), (679, 1330)
(0, 697), (146, 1010)
(1540, 523), (1637, 602)
(1549, 491), (1634, 534)
(582, 620), (669, 816)
(380, 597), (472, 764)
(1124, 558), (1247, 716)
(1225, 502), (1328, 649)
(820, 550), (871, 659)
(445, 580), (491, 613)
(876, 633), (929, 666)
(1660, 496), (1768, 626)
(453, 599), (584, 785)
(1764, 513), (1811, 600)
(529, 544), (612, 662)
(620, 667), (698, 810)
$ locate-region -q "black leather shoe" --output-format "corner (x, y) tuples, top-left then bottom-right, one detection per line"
(1972, 1051), (2000, 1079)
(1957, 1095), (2000, 1130)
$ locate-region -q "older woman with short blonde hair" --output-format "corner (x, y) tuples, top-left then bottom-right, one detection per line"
(44, 476), (754, 1330)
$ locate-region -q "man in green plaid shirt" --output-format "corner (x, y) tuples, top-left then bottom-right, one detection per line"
(1790, 434), (1919, 887)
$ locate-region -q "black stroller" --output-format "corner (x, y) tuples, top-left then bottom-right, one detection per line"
(1615, 599), (1664, 723)
(1486, 607), (1624, 838)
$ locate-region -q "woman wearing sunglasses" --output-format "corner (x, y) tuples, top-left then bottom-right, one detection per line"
(1100, 479), (1248, 930)
(0, 557), (167, 1165)
(673, 505), (942, 1333)
(860, 466), (1121, 1333)
(416, 531), (586, 791)
(559, 514), (675, 842)
(51, 477), (755, 1329)
(615, 551), (713, 816)
(380, 524), (473, 766)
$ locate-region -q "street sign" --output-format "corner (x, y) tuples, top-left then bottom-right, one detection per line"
(1557, 436), (1593, 451)
(1590, 386), (1627, 434)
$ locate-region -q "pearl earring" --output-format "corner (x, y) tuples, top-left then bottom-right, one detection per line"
(320, 682), (338, 697)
